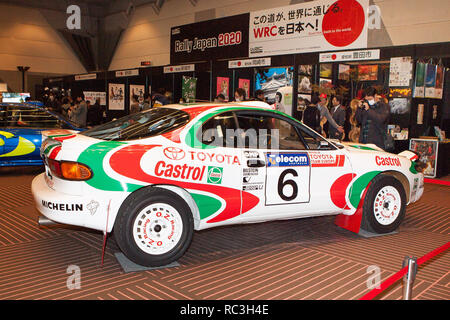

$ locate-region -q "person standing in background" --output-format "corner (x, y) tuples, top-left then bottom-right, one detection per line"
(234, 88), (246, 102)
(316, 93), (344, 138)
(254, 89), (265, 102)
(152, 88), (169, 107)
(355, 87), (390, 149)
(130, 95), (140, 114)
(60, 97), (71, 118)
(141, 93), (151, 110)
(69, 94), (87, 127)
(214, 94), (226, 103)
(87, 98), (102, 127)
(302, 95), (322, 134)
(329, 95), (346, 140)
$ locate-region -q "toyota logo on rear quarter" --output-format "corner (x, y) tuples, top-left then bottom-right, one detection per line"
(163, 147), (185, 160)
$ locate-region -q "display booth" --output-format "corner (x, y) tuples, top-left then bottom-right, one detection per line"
(41, 3), (449, 166)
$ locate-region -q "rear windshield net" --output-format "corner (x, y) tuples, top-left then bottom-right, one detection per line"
(81, 108), (190, 141)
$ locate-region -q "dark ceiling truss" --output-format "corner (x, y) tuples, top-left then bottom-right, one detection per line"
(0, 0), (169, 71)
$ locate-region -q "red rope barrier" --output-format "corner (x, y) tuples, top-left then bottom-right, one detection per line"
(359, 241), (450, 300)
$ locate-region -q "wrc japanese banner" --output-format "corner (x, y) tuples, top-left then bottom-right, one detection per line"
(249, 0), (369, 57)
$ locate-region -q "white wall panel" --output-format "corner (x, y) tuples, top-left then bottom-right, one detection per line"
(0, 4), (86, 74)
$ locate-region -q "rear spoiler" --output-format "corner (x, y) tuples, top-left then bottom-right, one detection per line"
(40, 129), (78, 160)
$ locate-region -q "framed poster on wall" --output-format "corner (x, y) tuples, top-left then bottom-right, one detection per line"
(409, 138), (439, 178)
(182, 76), (197, 102)
(255, 67), (293, 104)
(129, 84), (145, 106)
(216, 77), (230, 100)
(238, 78), (250, 99)
(108, 83), (125, 110)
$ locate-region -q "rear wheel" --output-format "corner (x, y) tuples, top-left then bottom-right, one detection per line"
(361, 174), (406, 234)
(114, 187), (194, 267)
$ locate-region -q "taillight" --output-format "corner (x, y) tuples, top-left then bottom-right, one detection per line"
(47, 160), (92, 181)
(47, 158), (62, 178)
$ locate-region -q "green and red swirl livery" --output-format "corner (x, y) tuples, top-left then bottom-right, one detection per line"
(32, 102), (424, 267)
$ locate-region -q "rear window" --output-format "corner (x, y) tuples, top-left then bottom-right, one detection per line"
(81, 107), (190, 141)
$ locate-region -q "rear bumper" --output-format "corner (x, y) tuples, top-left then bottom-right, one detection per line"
(31, 173), (122, 232)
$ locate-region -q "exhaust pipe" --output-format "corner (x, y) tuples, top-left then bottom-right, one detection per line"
(37, 216), (59, 227)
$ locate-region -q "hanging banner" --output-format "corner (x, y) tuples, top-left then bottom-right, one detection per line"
(319, 49), (380, 62)
(182, 76), (197, 102)
(163, 64), (195, 73)
(116, 69), (139, 77)
(249, 0), (369, 57)
(413, 62), (426, 98)
(229, 57), (271, 69)
(108, 83), (125, 110)
(170, 13), (249, 64)
(424, 64), (437, 98)
(75, 73), (97, 81)
(83, 91), (106, 105)
(434, 65), (444, 99)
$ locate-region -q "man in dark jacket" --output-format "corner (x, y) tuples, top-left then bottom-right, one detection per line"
(329, 95), (346, 140)
(302, 95), (322, 133)
(355, 87), (390, 149)
(87, 98), (103, 126)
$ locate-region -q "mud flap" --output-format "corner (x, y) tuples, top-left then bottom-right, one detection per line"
(334, 182), (371, 234)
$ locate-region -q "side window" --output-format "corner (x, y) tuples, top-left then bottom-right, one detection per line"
(296, 125), (333, 150)
(198, 112), (238, 147)
(6, 106), (60, 128)
(235, 112), (306, 150)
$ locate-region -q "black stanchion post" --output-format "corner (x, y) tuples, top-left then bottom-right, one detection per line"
(402, 256), (418, 300)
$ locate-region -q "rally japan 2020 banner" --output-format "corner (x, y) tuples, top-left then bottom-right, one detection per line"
(249, 0), (369, 57)
(170, 13), (249, 64)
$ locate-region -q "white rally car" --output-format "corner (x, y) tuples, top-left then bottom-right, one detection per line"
(32, 103), (424, 267)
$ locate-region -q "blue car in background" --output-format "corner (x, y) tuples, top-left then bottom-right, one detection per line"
(0, 102), (82, 166)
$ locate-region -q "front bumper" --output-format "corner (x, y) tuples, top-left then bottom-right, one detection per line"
(410, 173), (424, 203)
(31, 173), (122, 232)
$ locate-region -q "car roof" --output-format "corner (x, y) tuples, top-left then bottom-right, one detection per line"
(0, 101), (45, 108)
(163, 101), (274, 111)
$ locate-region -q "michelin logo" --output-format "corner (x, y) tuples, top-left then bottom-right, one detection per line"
(266, 153), (309, 167)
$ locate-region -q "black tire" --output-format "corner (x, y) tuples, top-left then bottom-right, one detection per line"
(114, 187), (194, 267)
(361, 174), (406, 234)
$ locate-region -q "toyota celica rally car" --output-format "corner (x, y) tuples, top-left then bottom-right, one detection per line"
(32, 102), (424, 267)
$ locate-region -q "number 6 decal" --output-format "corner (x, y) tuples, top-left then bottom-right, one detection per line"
(278, 169), (298, 201)
(265, 152), (310, 206)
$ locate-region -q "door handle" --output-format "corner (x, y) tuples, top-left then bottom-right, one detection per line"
(247, 159), (266, 167)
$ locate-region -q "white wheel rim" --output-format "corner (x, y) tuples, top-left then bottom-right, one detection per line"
(373, 186), (401, 225)
(132, 203), (183, 255)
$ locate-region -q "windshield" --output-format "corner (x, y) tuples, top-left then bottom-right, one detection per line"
(81, 107), (190, 141)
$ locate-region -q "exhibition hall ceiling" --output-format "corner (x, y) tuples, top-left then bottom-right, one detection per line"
(0, 0), (166, 17)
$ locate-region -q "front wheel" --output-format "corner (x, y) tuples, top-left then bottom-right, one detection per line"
(114, 187), (194, 267)
(361, 174), (406, 234)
